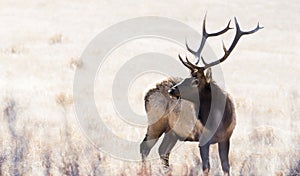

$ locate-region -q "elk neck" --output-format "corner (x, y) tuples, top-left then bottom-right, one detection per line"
(192, 81), (227, 125)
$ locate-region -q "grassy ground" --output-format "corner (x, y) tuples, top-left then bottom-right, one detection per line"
(0, 0), (299, 175)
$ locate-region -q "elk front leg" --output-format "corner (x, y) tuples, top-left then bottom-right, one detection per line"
(218, 140), (230, 175)
(199, 144), (210, 175)
(140, 121), (166, 161)
(140, 135), (159, 161)
(158, 130), (178, 168)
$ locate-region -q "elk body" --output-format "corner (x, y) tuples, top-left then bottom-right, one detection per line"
(141, 78), (205, 166)
(140, 15), (262, 175)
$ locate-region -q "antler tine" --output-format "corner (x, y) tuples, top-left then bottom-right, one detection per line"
(241, 22), (264, 35)
(202, 17), (263, 69)
(187, 56), (202, 69)
(186, 14), (232, 65)
(185, 56), (195, 67)
(178, 54), (202, 72)
(178, 54), (194, 71)
(201, 56), (209, 65)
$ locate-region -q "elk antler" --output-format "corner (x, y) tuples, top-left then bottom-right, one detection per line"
(178, 54), (203, 72)
(178, 54), (199, 72)
(201, 17), (263, 69)
(186, 14), (232, 64)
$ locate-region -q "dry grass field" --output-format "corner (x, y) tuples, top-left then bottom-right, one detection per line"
(0, 0), (299, 175)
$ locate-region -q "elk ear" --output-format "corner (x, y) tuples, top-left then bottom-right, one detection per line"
(205, 68), (212, 83)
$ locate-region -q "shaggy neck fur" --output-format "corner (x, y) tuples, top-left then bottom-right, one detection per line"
(192, 81), (228, 126)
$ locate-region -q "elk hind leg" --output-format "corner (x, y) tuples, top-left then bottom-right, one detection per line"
(218, 140), (230, 175)
(199, 144), (210, 175)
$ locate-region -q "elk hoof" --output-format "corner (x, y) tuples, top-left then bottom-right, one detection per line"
(223, 171), (230, 176)
(162, 168), (172, 176)
(203, 168), (209, 176)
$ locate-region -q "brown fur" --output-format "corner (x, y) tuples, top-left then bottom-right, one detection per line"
(198, 81), (236, 144)
(167, 68), (236, 175)
(144, 77), (204, 140)
(140, 77), (206, 169)
(141, 76), (236, 175)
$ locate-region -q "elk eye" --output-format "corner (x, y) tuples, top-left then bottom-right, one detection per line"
(192, 79), (199, 86)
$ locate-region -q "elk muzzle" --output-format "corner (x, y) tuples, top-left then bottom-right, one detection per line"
(168, 87), (180, 99)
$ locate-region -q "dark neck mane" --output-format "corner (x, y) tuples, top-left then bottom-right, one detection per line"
(195, 81), (228, 125)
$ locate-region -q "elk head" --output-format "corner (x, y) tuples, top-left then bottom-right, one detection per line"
(168, 16), (263, 102)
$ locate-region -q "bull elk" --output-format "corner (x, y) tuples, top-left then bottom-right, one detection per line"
(140, 15), (263, 175)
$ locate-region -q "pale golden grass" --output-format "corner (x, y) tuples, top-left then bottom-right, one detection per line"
(48, 34), (63, 45)
(69, 57), (83, 70)
(0, 0), (299, 175)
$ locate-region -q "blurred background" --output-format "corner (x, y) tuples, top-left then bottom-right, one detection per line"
(0, 0), (299, 175)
